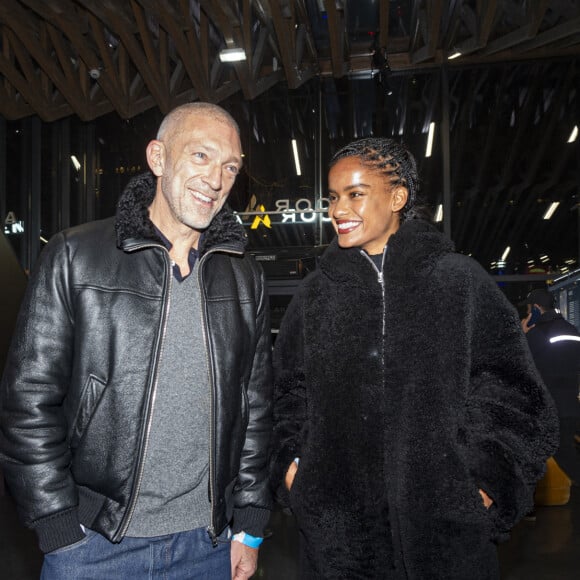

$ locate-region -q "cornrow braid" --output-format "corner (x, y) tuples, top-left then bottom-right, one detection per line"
(329, 137), (420, 221)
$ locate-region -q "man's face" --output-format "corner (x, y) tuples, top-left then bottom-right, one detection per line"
(328, 156), (407, 255)
(156, 114), (242, 233)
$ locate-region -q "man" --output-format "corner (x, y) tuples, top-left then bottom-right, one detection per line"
(0, 102), (272, 579)
(522, 288), (580, 482)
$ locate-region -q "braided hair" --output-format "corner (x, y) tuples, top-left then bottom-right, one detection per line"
(329, 138), (423, 221)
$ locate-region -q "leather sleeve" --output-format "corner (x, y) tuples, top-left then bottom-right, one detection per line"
(231, 260), (274, 536)
(0, 232), (81, 540)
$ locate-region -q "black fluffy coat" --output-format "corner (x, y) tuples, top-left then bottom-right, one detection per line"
(271, 219), (558, 579)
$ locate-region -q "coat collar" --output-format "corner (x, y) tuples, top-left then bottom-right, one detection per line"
(319, 219), (455, 288)
(114, 172), (247, 257)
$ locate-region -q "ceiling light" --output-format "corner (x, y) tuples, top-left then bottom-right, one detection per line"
(425, 122), (435, 158)
(71, 155), (81, 171)
(291, 139), (302, 176)
(568, 125), (578, 143)
(219, 48), (246, 63)
(448, 51), (462, 60)
(434, 204), (443, 222)
(543, 201), (560, 220)
(501, 246), (511, 261)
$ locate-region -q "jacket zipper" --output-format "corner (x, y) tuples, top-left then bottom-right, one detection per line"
(361, 248), (411, 576)
(113, 243), (172, 541)
(197, 246), (243, 546)
(359, 249), (386, 337)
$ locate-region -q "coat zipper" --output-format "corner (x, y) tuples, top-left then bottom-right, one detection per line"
(359, 248), (386, 337)
(113, 243), (172, 541)
(198, 246), (243, 546)
(361, 247), (411, 576)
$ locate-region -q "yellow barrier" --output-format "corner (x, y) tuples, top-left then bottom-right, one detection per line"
(534, 457), (572, 506)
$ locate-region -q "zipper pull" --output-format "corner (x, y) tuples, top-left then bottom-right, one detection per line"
(377, 271), (384, 285)
(207, 526), (218, 547)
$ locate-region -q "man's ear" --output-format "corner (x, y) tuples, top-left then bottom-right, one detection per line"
(146, 139), (165, 177)
(392, 186), (408, 213)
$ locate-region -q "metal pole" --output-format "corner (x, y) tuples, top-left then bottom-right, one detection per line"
(316, 78), (323, 247)
(441, 64), (451, 239)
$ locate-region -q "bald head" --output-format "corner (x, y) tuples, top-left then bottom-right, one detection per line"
(156, 102), (240, 141)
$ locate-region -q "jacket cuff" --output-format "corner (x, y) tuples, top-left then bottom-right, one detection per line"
(231, 506), (271, 537)
(32, 507), (84, 553)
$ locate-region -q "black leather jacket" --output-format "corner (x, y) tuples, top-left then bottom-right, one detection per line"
(0, 173), (273, 553)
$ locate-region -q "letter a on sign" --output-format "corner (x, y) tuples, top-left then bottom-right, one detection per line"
(5, 211), (17, 225)
(251, 205), (272, 230)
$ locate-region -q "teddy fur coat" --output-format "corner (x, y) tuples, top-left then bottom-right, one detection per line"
(270, 219), (558, 579)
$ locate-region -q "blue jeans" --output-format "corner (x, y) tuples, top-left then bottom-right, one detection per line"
(41, 527), (231, 579)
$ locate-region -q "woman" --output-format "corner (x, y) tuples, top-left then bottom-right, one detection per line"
(270, 138), (558, 579)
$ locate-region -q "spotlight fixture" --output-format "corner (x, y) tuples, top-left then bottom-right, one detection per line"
(542, 201), (560, 220)
(425, 122), (435, 158)
(219, 48), (246, 63)
(71, 155), (81, 171)
(291, 139), (302, 176)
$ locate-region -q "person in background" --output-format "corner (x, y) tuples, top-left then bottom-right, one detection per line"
(270, 137), (558, 579)
(0, 102), (272, 580)
(521, 288), (580, 482)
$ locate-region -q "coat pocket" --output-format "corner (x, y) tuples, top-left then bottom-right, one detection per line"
(69, 375), (107, 448)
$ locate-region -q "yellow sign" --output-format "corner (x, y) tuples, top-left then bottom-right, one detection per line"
(250, 205), (272, 229)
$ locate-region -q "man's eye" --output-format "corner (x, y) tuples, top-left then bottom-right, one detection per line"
(193, 152), (207, 160)
(226, 165), (239, 175)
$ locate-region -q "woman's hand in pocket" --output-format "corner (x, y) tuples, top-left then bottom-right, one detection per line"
(285, 460), (299, 491)
(479, 489), (493, 509)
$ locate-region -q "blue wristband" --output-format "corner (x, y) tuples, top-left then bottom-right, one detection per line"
(232, 531), (263, 548)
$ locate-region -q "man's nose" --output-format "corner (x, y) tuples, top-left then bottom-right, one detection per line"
(203, 163), (222, 191)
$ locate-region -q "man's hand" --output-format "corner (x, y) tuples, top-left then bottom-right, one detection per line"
(479, 488), (493, 509)
(285, 460), (298, 491)
(231, 541), (259, 580)
(521, 313), (533, 334)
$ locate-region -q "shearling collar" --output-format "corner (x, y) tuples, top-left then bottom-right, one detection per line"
(319, 218), (455, 288)
(114, 171), (247, 257)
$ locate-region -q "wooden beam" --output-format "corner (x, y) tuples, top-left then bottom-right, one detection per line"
(379, 0), (390, 52)
(267, 0), (300, 86)
(17, 0), (131, 119)
(136, 0), (209, 100)
(323, 0), (346, 78)
(412, 0), (444, 63)
(0, 1), (90, 118)
(87, 14), (132, 117)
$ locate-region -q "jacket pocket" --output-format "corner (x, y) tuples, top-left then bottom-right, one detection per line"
(241, 383), (249, 428)
(69, 375), (107, 448)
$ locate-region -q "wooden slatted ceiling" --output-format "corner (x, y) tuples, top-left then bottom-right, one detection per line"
(0, 0), (578, 122)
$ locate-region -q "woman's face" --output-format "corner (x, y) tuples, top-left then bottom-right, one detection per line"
(328, 156), (408, 255)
